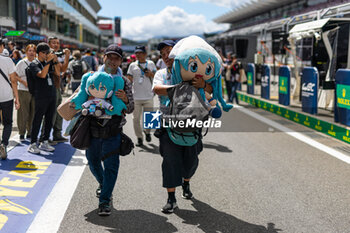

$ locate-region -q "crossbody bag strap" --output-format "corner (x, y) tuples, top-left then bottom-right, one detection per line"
(137, 61), (153, 82)
(23, 60), (29, 67)
(0, 68), (12, 88)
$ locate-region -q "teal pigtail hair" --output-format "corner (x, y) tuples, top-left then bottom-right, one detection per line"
(210, 74), (233, 112)
(109, 73), (127, 115)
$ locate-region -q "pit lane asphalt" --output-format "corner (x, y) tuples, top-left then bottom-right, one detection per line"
(56, 102), (350, 233)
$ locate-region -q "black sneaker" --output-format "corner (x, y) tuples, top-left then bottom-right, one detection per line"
(161, 199), (178, 214)
(0, 144), (7, 160)
(26, 134), (31, 140)
(96, 184), (102, 198)
(53, 136), (68, 143)
(98, 203), (111, 216)
(136, 138), (143, 147)
(182, 183), (193, 199)
(20, 135), (25, 142)
(154, 129), (162, 138)
(144, 130), (151, 142)
(48, 139), (58, 146)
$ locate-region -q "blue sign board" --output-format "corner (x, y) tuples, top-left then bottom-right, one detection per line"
(278, 66), (291, 106)
(247, 63), (255, 95)
(334, 69), (350, 126)
(301, 67), (318, 114)
(261, 65), (270, 99)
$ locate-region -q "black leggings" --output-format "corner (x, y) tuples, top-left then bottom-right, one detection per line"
(0, 100), (14, 146)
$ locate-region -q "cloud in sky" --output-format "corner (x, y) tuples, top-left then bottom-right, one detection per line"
(187, 0), (251, 8)
(121, 6), (229, 41)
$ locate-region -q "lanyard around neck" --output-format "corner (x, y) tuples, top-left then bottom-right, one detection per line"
(166, 67), (171, 80)
(37, 59), (50, 79)
(137, 61), (148, 76)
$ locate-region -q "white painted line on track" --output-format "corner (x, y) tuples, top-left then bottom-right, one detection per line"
(7, 132), (19, 152)
(27, 150), (87, 233)
(235, 104), (350, 164)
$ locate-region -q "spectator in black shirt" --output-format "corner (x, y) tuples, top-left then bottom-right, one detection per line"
(27, 43), (60, 154)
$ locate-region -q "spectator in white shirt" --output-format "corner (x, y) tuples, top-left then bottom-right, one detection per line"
(15, 44), (36, 142)
(0, 38), (20, 159)
(127, 45), (157, 146)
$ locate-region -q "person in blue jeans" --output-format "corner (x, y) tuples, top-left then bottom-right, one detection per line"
(79, 44), (134, 216)
(228, 55), (241, 104)
(86, 134), (121, 207)
(229, 80), (240, 104)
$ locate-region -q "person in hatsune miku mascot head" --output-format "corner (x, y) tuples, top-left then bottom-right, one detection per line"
(155, 36), (232, 214)
(165, 35), (233, 147)
(170, 35), (233, 115)
(71, 71), (126, 117)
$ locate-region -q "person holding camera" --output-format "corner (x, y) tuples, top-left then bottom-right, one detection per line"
(27, 43), (60, 154)
(227, 54), (241, 104)
(127, 45), (156, 146)
(46, 36), (71, 143)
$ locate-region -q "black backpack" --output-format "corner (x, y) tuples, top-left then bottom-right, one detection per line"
(72, 60), (83, 80)
(25, 60), (36, 95)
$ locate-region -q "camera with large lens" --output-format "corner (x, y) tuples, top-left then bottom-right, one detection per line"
(54, 51), (64, 57)
(50, 49), (64, 57)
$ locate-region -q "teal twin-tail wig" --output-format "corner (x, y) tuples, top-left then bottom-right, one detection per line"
(71, 71), (126, 116)
(171, 48), (233, 112)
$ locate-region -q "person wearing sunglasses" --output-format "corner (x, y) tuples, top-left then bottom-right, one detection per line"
(27, 43), (60, 154)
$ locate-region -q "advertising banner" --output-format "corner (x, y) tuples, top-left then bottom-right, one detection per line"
(301, 67), (318, 114)
(335, 69), (350, 126)
(114, 17), (122, 46)
(261, 65), (270, 99)
(247, 63), (255, 95)
(278, 66), (291, 106)
(27, 0), (41, 30)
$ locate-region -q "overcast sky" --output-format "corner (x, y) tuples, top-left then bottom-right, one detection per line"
(98, 0), (249, 41)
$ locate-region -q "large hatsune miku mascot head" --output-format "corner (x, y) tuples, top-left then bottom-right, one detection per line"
(169, 35), (233, 112)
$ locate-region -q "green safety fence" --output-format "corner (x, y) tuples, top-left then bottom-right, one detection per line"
(237, 92), (350, 144)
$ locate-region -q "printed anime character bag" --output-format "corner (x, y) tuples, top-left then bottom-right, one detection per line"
(166, 81), (209, 133)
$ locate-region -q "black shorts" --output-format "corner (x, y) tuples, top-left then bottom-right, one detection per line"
(159, 130), (203, 188)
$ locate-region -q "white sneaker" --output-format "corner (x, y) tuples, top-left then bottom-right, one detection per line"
(28, 143), (40, 154)
(39, 140), (55, 152)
